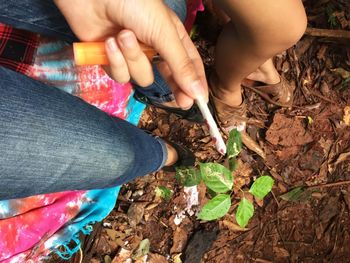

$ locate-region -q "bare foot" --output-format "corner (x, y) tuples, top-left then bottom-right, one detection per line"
(162, 100), (181, 108)
(164, 142), (178, 166)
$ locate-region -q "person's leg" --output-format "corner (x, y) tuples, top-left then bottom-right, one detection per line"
(213, 0), (307, 107)
(0, 66), (173, 200)
(0, 0), (77, 42)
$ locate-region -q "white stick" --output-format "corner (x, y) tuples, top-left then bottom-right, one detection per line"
(195, 97), (227, 155)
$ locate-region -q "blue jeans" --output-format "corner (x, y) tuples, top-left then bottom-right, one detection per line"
(0, 0), (186, 200)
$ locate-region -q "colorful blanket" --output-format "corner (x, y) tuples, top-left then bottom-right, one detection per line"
(0, 1), (203, 262)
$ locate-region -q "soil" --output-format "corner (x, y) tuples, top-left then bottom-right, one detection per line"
(49, 0), (350, 262)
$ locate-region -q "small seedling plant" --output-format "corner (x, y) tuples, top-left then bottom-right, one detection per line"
(175, 129), (274, 228)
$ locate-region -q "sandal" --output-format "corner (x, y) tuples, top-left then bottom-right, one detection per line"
(133, 91), (204, 123)
(162, 140), (196, 172)
(143, 130), (195, 172)
(241, 75), (294, 107)
(209, 75), (266, 159)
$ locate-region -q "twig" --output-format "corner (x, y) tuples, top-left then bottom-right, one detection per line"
(275, 216), (288, 257)
(330, 205), (345, 256)
(305, 28), (350, 39)
(78, 246), (83, 263)
(271, 190), (280, 208)
(308, 180), (350, 190)
(249, 225), (266, 263)
(309, 90), (337, 104)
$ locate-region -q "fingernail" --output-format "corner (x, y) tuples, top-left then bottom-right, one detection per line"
(106, 37), (118, 52)
(119, 32), (136, 49)
(190, 80), (205, 98)
(181, 102), (193, 110)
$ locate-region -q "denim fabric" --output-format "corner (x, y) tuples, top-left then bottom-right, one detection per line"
(133, 0), (187, 103)
(0, 66), (167, 200)
(0, 0), (185, 104)
(0, 1), (77, 42)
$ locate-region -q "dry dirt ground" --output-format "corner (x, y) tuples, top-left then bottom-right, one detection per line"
(50, 0), (350, 262)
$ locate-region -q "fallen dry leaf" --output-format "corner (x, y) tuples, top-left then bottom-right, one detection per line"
(277, 182), (288, 193)
(343, 106), (350, 126)
(269, 169), (284, 182)
(222, 220), (249, 232)
(342, 190), (350, 211)
(317, 45), (327, 60)
(318, 137), (333, 155)
(331, 68), (350, 79)
(329, 151), (350, 173)
(233, 159), (253, 178)
(127, 203), (146, 228)
(105, 229), (126, 247)
(172, 253), (183, 263)
(254, 196), (264, 207)
(147, 253), (168, 263)
(273, 246), (290, 257)
(170, 227), (189, 254)
(111, 248), (132, 263)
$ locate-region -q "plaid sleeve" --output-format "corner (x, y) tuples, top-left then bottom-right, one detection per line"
(0, 23), (39, 74)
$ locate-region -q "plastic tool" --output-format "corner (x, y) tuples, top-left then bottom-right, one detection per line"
(73, 42), (157, 66)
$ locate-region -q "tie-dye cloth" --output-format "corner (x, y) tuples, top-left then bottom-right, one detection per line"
(0, 1), (203, 262)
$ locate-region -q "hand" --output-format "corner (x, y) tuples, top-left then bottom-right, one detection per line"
(54, 0), (208, 108)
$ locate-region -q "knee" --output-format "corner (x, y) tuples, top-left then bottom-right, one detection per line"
(248, 10), (307, 57)
(276, 11), (307, 50)
(82, 137), (137, 189)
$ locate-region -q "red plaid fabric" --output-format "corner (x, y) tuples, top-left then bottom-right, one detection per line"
(0, 23), (39, 74)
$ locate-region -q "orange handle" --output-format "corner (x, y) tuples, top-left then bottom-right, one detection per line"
(73, 42), (157, 66)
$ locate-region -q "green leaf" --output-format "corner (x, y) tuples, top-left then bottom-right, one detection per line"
(229, 158), (237, 171)
(200, 163), (233, 193)
(249, 176), (274, 199)
(227, 129), (242, 159)
(235, 198), (254, 228)
(175, 167), (202, 187)
(155, 186), (173, 201)
(197, 194), (231, 221)
(280, 187), (308, 202)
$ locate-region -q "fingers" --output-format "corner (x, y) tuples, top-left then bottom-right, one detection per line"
(105, 30), (154, 87)
(117, 31), (154, 86)
(157, 61), (193, 109)
(105, 37), (130, 84)
(153, 9), (208, 108)
(176, 24), (209, 103)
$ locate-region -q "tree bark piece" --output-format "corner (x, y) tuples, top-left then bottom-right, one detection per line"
(305, 27), (350, 39)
